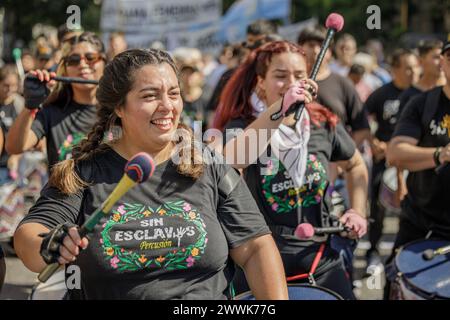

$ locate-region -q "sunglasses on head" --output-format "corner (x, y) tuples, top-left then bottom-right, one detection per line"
(64, 52), (103, 66)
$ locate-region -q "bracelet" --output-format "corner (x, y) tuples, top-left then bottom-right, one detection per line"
(433, 147), (442, 166)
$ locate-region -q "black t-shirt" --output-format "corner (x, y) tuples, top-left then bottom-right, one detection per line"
(392, 89), (450, 237)
(20, 147), (270, 299)
(224, 117), (356, 250)
(0, 103), (18, 167)
(317, 73), (369, 132)
(365, 82), (404, 142)
(31, 101), (97, 168)
(398, 85), (423, 115)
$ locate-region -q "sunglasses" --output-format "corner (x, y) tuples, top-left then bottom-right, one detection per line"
(64, 52), (103, 66)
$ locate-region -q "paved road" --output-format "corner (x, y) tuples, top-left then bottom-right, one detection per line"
(353, 215), (399, 300)
(0, 244), (37, 300)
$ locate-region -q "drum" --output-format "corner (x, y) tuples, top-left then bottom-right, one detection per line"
(390, 240), (450, 300)
(234, 284), (343, 300)
(29, 268), (67, 300)
(378, 167), (407, 214)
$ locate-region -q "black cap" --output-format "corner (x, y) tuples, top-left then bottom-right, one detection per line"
(442, 41), (450, 55)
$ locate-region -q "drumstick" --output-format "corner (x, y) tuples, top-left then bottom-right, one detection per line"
(12, 48), (25, 82)
(291, 13), (345, 121)
(38, 152), (155, 283)
(26, 74), (99, 85)
(422, 244), (450, 260)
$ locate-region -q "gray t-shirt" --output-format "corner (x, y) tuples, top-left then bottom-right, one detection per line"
(21, 147), (270, 299)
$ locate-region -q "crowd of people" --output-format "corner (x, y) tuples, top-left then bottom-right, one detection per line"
(0, 18), (449, 300)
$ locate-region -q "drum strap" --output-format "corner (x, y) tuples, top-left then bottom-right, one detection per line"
(286, 243), (326, 285)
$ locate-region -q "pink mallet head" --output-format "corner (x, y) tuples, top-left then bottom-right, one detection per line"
(325, 13), (344, 32)
(294, 223), (315, 240)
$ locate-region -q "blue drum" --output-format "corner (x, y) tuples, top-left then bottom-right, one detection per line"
(234, 284), (343, 300)
(391, 240), (450, 300)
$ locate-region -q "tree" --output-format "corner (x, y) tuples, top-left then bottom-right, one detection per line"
(2, 0), (101, 48)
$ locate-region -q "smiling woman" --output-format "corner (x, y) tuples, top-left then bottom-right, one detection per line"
(214, 41), (368, 300)
(14, 48), (288, 300)
(6, 32), (106, 169)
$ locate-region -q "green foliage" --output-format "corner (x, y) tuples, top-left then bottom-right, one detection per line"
(3, 0), (101, 44)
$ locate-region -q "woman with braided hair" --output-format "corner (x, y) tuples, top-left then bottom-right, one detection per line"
(14, 48), (288, 300)
(6, 32), (106, 169)
(214, 40), (368, 299)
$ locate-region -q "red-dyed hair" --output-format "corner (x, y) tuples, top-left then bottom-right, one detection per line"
(213, 40), (338, 131)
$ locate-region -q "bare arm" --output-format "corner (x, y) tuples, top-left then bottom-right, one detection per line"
(14, 222), (89, 273)
(386, 136), (439, 172)
(230, 234), (288, 299)
(337, 150), (368, 218)
(14, 223), (50, 273)
(352, 129), (370, 149)
(5, 108), (39, 155)
(223, 99), (285, 169)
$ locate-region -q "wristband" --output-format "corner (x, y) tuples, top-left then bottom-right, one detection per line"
(433, 147), (442, 166)
(29, 109), (39, 118)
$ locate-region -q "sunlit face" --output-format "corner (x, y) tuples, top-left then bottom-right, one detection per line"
(116, 63), (183, 150)
(421, 48), (443, 78)
(393, 54), (420, 87)
(0, 74), (19, 103)
(256, 52), (308, 107)
(64, 42), (105, 92)
(440, 50), (450, 82)
(300, 40), (332, 72)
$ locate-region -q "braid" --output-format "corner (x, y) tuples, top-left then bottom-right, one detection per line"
(49, 102), (114, 194)
(73, 107), (113, 162)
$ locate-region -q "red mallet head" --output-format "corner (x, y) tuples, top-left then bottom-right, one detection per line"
(325, 13), (345, 32)
(294, 223), (315, 240)
(125, 152), (155, 183)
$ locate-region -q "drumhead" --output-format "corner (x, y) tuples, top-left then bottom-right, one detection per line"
(382, 167), (399, 191)
(234, 284), (343, 300)
(395, 240), (450, 299)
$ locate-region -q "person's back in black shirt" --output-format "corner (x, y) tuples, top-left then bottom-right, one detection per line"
(364, 82), (404, 142)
